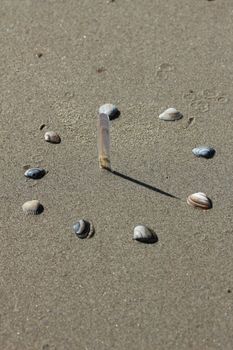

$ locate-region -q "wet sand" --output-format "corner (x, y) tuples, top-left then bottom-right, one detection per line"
(1, 0), (233, 349)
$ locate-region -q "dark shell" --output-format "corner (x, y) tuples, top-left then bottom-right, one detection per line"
(73, 219), (94, 239)
(192, 146), (215, 159)
(24, 167), (47, 179)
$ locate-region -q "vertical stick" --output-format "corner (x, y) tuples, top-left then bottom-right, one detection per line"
(97, 113), (111, 170)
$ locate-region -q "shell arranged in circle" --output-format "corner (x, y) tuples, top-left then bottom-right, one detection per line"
(192, 146), (215, 159)
(187, 192), (212, 209)
(73, 219), (94, 239)
(159, 107), (183, 121)
(44, 131), (61, 144)
(22, 200), (44, 215)
(99, 103), (120, 120)
(133, 225), (158, 244)
(24, 167), (47, 179)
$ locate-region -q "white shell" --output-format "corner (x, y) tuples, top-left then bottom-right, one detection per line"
(187, 192), (212, 209)
(44, 131), (61, 144)
(133, 225), (157, 243)
(99, 104), (119, 120)
(22, 200), (43, 215)
(159, 107), (183, 121)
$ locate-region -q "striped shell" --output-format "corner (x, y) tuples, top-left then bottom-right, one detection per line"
(44, 131), (61, 144)
(133, 225), (158, 243)
(159, 107), (183, 121)
(192, 146), (215, 159)
(73, 219), (94, 239)
(187, 192), (212, 209)
(22, 200), (44, 215)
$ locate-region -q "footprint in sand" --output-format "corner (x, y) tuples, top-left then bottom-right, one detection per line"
(156, 63), (174, 80)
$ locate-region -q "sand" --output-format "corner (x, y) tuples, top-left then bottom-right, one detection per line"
(1, 0), (233, 349)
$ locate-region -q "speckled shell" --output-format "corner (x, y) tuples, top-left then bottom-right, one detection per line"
(192, 146), (215, 159)
(24, 167), (47, 179)
(187, 192), (212, 209)
(22, 200), (44, 215)
(44, 131), (61, 144)
(159, 107), (183, 121)
(99, 104), (120, 120)
(133, 225), (157, 243)
(73, 219), (94, 239)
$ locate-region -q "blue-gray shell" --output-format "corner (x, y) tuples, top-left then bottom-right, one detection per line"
(73, 219), (94, 239)
(24, 167), (47, 179)
(192, 147), (215, 159)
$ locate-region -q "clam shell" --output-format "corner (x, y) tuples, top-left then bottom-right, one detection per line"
(44, 131), (61, 144)
(187, 192), (212, 209)
(99, 103), (120, 120)
(73, 219), (94, 239)
(133, 225), (158, 243)
(24, 167), (47, 179)
(159, 107), (183, 121)
(192, 146), (215, 159)
(22, 200), (44, 215)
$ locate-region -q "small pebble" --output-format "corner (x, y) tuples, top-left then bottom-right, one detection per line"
(24, 167), (47, 180)
(187, 117), (195, 127)
(99, 103), (120, 120)
(96, 67), (106, 73)
(39, 124), (46, 130)
(22, 200), (44, 215)
(73, 219), (94, 239)
(44, 131), (61, 144)
(133, 225), (158, 244)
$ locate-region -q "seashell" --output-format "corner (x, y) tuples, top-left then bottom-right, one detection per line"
(187, 192), (212, 209)
(159, 107), (183, 121)
(24, 167), (47, 179)
(133, 225), (158, 243)
(22, 200), (44, 215)
(44, 131), (61, 144)
(99, 103), (120, 120)
(192, 146), (215, 159)
(97, 113), (111, 170)
(73, 219), (94, 239)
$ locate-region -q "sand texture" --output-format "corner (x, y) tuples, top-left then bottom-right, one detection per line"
(1, 0), (233, 349)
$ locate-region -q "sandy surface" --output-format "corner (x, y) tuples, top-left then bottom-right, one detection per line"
(1, 0), (233, 349)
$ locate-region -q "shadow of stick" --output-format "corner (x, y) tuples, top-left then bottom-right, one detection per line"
(111, 170), (180, 200)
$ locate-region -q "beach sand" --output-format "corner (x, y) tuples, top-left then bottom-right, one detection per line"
(1, 0), (233, 349)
